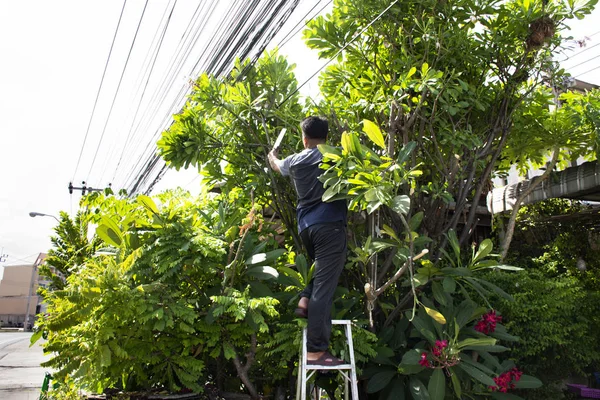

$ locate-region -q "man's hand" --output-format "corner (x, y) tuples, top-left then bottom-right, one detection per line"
(268, 148), (281, 173)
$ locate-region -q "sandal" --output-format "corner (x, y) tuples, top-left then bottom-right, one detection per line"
(294, 307), (308, 318)
(307, 352), (346, 366)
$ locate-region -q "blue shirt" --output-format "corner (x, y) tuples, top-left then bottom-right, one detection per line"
(277, 147), (347, 233)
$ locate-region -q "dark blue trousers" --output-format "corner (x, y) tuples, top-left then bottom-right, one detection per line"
(299, 222), (347, 352)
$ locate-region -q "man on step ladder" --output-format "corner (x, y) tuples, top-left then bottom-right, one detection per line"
(268, 116), (348, 367)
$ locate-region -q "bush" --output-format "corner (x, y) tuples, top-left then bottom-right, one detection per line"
(488, 268), (600, 398)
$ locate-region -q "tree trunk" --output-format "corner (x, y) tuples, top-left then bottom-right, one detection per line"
(231, 335), (259, 399)
(500, 147), (560, 260)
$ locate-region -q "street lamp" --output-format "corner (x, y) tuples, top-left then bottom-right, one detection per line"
(29, 212), (59, 222)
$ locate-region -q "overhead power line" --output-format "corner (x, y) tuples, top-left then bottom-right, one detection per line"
(279, 0), (399, 107)
(567, 53), (600, 70)
(71, 0), (127, 182)
(85, 0), (150, 183)
(122, 0), (304, 196)
(277, 0), (332, 49)
(98, 0), (179, 186)
(577, 64), (600, 78)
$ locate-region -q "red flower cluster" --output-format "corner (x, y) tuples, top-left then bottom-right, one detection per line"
(419, 340), (449, 368)
(432, 340), (448, 357)
(490, 368), (523, 392)
(419, 352), (431, 368)
(474, 310), (502, 334)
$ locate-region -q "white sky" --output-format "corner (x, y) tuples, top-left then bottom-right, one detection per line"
(0, 1), (599, 274)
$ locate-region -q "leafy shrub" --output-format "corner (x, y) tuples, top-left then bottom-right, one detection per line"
(488, 268), (600, 398)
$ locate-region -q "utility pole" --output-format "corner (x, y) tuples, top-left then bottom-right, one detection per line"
(23, 253), (45, 331)
(68, 181), (109, 195)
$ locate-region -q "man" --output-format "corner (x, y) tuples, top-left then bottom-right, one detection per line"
(268, 116), (347, 366)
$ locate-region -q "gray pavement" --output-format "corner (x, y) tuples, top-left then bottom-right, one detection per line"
(0, 332), (50, 400)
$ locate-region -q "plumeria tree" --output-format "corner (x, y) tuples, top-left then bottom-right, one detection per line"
(156, 0), (599, 397)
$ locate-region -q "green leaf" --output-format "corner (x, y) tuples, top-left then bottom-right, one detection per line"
(410, 314), (437, 344)
(455, 299), (476, 328)
(382, 378), (405, 400)
(100, 345), (112, 367)
(476, 279), (515, 302)
(450, 369), (461, 398)
(30, 330), (43, 346)
(381, 224), (399, 241)
(246, 266), (279, 280)
(446, 230), (460, 264)
(457, 337), (497, 349)
(391, 195), (410, 215)
(409, 377), (430, 400)
(96, 224), (122, 248)
(363, 119), (386, 149)
(138, 194), (159, 215)
(442, 277), (456, 293)
(397, 141), (417, 165)
(408, 212), (424, 231)
(485, 265), (524, 271)
(432, 281), (448, 306)
(428, 369), (445, 400)
(367, 370), (397, 393)
(401, 349), (425, 365)
(277, 266), (303, 287)
(223, 342), (236, 360)
(245, 249), (286, 266)
(317, 144), (341, 156)
(472, 239), (493, 264)
(514, 374), (542, 389)
(457, 362), (496, 387)
(462, 345), (510, 353)
(406, 66), (417, 79)
(490, 330), (520, 342)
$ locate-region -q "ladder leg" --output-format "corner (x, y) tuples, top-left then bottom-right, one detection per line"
(345, 324), (359, 400)
(300, 327), (308, 400)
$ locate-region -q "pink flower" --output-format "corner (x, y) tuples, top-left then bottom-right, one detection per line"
(419, 352), (432, 368)
(475, 310), (502, 334)
(432, 340), (448, 356)
(490, 368), (523, 392)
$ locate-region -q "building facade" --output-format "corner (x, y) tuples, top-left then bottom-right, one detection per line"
(0, 253), (46, 328)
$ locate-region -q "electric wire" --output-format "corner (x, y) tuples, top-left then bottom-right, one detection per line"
(576, 64), (600, 78)
(85, 0), (150, 183)
(567, 53), (600, 71)
(275, 0), (323, 49)
(279, 0), (399, 107)
(71, 0), (127, 183)
(120, 0), (305, 195)
(99, 0), (179, 186)
(95, 0), (176, 186)
(114, 1), (216, 188)
(117, 3), (215, 190)
(278, 0), (332, 49)
(123, 0), (295, 193)
(561, 42), (600, 62)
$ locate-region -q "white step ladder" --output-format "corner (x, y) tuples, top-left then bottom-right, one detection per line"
(296, 320), (359, 400)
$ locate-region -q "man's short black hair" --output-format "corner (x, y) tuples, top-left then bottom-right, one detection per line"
(301, 116), (328, 140)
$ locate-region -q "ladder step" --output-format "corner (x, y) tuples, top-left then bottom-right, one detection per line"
(305, 363), (353, 370)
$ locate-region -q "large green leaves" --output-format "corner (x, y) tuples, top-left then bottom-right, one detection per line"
(428, 369), (445, 400)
